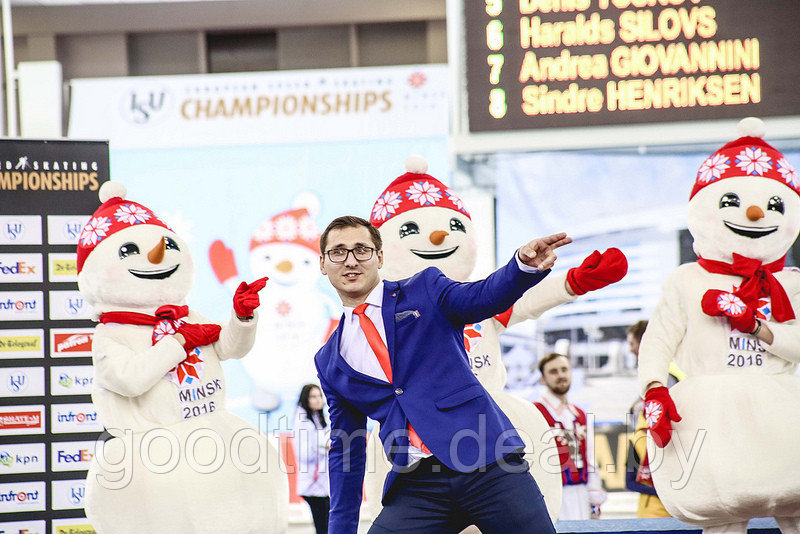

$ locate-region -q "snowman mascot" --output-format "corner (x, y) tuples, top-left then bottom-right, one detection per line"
(363, 156), (628, 523)
(209, 206), (339, 411)
(78, 182), (288, 533)
(638, 118), (800, 533)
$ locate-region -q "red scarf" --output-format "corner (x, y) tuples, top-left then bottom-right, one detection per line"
(697, 254), (794, 322)
(99, 305), (221, 385)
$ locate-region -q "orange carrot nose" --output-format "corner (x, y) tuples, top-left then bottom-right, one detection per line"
(429, 230), (448, 245)
(746, 205), (765, 221)
(148, 238), (166, 264)
(276, 260), (293, 273)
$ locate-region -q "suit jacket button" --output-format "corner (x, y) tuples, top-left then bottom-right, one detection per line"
(395, 388), (403, 395)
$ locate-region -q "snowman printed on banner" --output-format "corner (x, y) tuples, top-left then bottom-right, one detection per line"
(362, 156), (628, 523)
(77, 182), (288, 534)
(209, 196), (339, 411)
(638, 118), (800, 534)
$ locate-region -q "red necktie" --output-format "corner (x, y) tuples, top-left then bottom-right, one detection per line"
(353, 303), (430, 454)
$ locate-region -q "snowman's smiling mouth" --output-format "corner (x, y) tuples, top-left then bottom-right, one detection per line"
(411, 246), (458, 260)
(128, 265), (179, 279)
(723, 221), (778, 239)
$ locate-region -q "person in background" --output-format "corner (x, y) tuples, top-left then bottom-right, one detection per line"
(293, 383), (331, 534)
(626, 320), (684, 518)
(534, 352), (606, 520)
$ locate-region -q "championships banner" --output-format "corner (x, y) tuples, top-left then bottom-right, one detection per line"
(0, 139), (109, 533)
(69, 65), (450, 149)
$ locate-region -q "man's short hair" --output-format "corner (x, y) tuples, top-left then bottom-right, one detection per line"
(537, 352), (569, 375)
(319, 215), (383, 254)
(626, 320), (648, 343)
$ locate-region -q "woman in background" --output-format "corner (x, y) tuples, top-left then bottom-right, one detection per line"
(293, 383), (330, 534)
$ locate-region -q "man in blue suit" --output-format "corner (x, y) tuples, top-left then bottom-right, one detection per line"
(315, 215), (570, 534)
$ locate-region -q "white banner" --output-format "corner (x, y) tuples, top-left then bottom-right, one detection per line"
(69, 65), (450, 149)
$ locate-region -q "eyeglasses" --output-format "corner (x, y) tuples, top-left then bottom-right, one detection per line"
(324, 246), (376, 263)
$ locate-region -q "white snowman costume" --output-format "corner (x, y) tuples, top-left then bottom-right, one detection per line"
(78, 182), (288, 534)
(209, 206), (338, 411)
(363, 156), (626, 523)
(638, 119), (800, 533)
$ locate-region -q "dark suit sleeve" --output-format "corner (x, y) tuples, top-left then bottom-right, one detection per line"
(426, 254), (549, 326)
(317, 372), (368, 534)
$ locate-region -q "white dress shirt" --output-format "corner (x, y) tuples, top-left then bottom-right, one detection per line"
(339, 280), (430, 463)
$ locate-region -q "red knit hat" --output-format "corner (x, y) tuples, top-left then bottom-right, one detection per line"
(249, 207), (319, 254)
(369, 155), (470, 228)
(690, 117), (799, 200)
(77, 182), (172, 273)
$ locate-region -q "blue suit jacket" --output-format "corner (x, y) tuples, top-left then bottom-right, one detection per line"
(314, 255), (549, 534)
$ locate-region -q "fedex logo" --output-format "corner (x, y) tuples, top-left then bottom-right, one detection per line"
(51, 441), (95, 472)
(0, 519), (45, 533)
(0, 254), (42, 283)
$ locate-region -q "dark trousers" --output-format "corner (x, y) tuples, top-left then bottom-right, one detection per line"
(368, 453), (555, 534)
(302, 495), (330, 534)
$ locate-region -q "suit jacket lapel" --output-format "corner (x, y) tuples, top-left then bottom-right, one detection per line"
(382, 281), (399, 371)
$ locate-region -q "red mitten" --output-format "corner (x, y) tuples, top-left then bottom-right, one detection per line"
(208, 240), (238, 284)
(233, 277), (268, 318)
(566, 248), (628, 295)
(176, 323), (222, 351)
(701, 290), (757, 333)
(643, 386), (682, 447)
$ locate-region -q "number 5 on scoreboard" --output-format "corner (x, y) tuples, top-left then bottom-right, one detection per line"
(487, 54), (504, 85)
(485, 0), (502, 17)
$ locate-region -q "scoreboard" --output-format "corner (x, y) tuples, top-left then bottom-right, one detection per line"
(464, 0), (800, 132)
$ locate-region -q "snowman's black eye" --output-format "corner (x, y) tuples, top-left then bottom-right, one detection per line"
(450, 218), (466, 233)
(164, 237), (180, 251)
(399, 222), (419, 238)
(768, 196), (785, 214)
(119, 243), (140, 259)
(719, 193), (740, 209)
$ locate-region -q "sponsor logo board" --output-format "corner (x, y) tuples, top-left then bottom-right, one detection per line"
(0, 520), (46, 534)
(0, 254), (43, 283)
(49, 252), (79, 282)
(46, 215), (90, 245)
(52, 518), (96, 534)
(51, 366), (94, 396)
(0, 329), (44, 359)
(0, 367), (45, 397)
(51, 328), (94, 358)
(51, 403), (102, 433)
(0, 481), (46, 513)
(51, 440), (96, 472)
(51, 479), (87, 510)
(0, 443), (45, 474)
(0, 215), (42, 245)
(49, 291), (93, 320)
(0, 405), (45, 436)
(0, 292), (44, 321)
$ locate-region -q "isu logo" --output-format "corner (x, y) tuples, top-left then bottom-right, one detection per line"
(53, 332), (93, 355)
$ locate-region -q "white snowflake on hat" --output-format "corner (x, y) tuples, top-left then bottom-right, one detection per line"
(252, 221), (275, 244)
(406, 181), (442, 206)
(80, 216), (112, 247)
(777, 158), (799, 188)
(274, 215), (297, 241)
(115, 204), (152, 225)
(697, 154), (730, 183)
(445, 189), (465, 211)
(372, 191), (403, 221)
(297, 215), (317, 242)
(735, 147), (772, 176)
